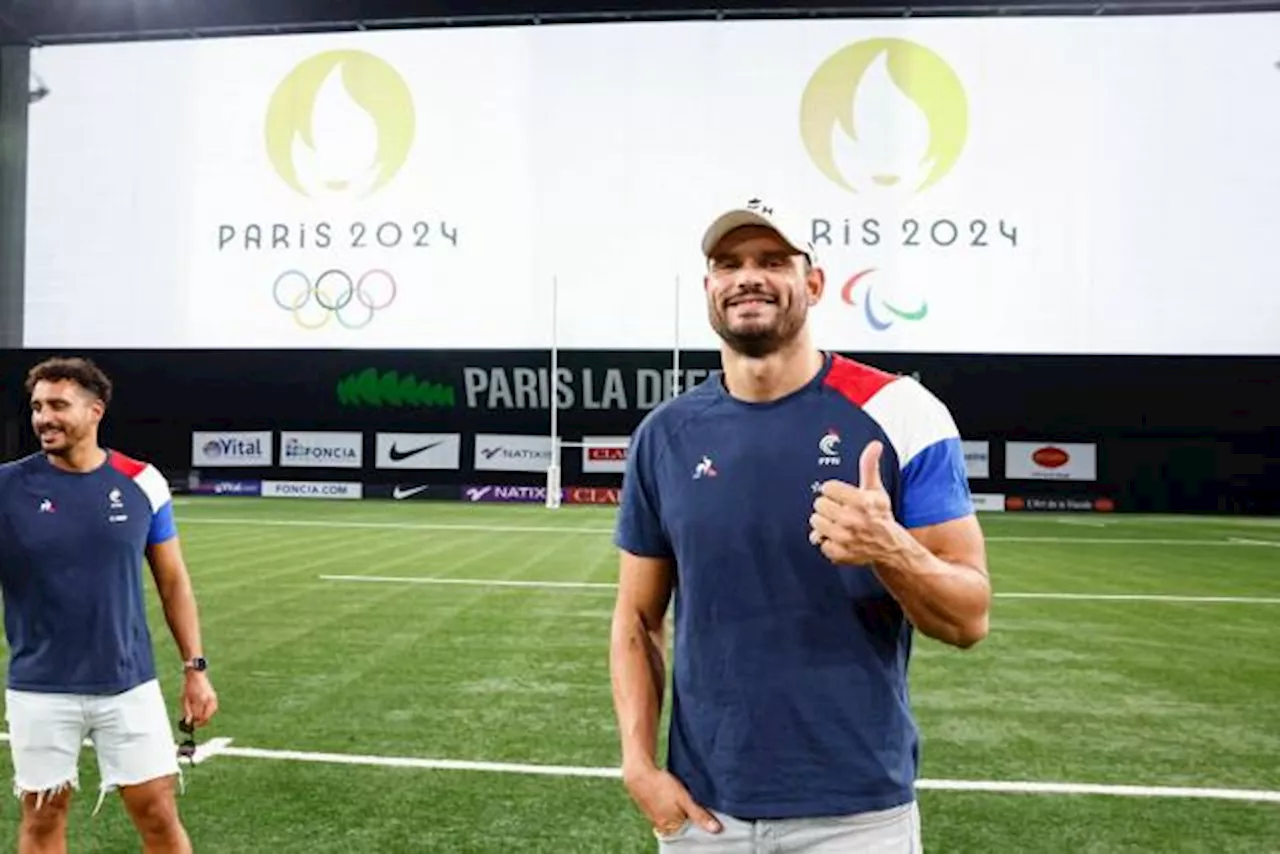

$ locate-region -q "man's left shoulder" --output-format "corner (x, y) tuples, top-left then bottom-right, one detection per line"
(107, 451), (172, 512)
(827, 367), (961, 477)
(825, 356), (955, 425)
(822, 354), (901, 409)
(870, 373), (956, 422)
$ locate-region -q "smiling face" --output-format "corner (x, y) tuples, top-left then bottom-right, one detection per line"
(30, 379), (105, 459)
(704, 225), (824, 358)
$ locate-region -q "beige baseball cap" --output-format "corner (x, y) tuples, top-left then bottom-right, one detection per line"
(700, 197), (816, 263)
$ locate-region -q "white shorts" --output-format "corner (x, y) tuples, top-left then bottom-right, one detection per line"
(4, 679), (181, 809)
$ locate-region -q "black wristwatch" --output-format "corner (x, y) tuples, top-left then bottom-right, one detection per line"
(184, 657), (208, 673)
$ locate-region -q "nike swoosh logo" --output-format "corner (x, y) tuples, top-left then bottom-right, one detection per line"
(389, 440), (445, 462)
(392, 485), (430, 500)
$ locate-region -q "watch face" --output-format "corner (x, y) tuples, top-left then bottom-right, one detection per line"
(191, 657), (207, 671)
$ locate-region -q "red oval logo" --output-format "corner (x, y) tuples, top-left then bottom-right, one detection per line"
(1005, 496), (1026, 511)
(840, 268), (877, 304)
(1032, 447), (1069, 468)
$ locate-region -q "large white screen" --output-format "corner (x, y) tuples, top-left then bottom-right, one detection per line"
(24, 15), (1280, 354)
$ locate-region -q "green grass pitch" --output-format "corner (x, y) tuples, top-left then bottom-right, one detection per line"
(0, 499), (1276, 852)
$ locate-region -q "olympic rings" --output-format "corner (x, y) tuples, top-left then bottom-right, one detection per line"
(272, 269), (398, 330)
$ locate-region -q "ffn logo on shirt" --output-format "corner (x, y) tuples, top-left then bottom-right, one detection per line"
(107, 488), (128, 524)
(693, 456), (717, 479)
(817, 429), (842, 466)
(38, 498), (54, 514)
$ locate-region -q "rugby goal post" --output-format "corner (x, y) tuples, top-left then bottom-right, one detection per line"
(544, 274), (683, 510)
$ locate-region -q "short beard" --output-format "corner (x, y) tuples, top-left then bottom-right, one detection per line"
(717, 327), (788, 358)
(710, 310), (803, 359)
(38, 429), (74, 456)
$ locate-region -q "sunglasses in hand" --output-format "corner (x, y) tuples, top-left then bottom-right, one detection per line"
(177, 718), (197, 764)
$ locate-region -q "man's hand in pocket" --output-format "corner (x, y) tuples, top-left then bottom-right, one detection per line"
(623, 765), (722, 837)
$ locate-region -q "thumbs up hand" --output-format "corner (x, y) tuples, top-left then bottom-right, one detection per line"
(809, 440), (899, 567)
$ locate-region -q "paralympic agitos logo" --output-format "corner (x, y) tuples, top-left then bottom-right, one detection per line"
(214, 49), (460, 331)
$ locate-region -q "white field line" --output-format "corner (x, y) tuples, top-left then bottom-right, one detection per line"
(178, 517), (1280, 548)
(911, 779), (1280, 803)
(192, 737), (235, 765)
(0, 734), (234, 766)
(218, 746), (620, 778)
(987, 536), (1274, 546)
(210, 748), (1280, 805)
(318, 575), (1280, 605)
(322, 575), (616, 590)
(5, 732), (1270, 803)
(993, 593), (1280, 605)
(183, 518), (605, 535)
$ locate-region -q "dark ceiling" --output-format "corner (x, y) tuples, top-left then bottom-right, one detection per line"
(3, 0), (1279, 46)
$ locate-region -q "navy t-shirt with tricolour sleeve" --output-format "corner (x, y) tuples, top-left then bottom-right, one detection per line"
(614, 352), (974, 820)
(0, 450), (178, 695)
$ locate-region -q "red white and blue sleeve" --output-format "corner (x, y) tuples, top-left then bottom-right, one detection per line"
(111, 452), (179, 545)
(861, 376), (976, 529)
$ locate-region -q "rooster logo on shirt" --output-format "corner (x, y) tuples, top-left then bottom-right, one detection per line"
(818, 429), (843, 466)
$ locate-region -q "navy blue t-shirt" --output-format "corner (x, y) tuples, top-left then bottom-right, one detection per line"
(614, 352), (975, 820)
(0, 450), (178, 695)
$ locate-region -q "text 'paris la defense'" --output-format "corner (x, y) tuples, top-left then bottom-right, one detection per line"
(461, 367), (714, 411)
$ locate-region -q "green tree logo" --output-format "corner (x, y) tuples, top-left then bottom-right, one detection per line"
(336, 369), (456, 408)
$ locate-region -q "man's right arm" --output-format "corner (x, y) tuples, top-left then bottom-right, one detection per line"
(610, 550), (674, 777)
(609, 417), (722, 837)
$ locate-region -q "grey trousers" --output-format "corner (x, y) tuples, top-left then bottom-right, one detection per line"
(656, 801), (922, 853)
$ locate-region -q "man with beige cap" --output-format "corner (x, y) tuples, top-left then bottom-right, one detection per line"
(609, 197), (991, 852)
